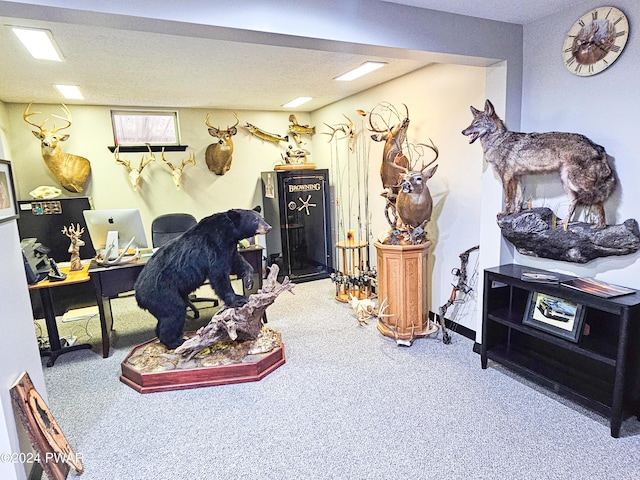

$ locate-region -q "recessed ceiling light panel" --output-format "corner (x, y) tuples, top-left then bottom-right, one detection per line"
(55, 85), (83, 100)
(334, 62), (386, 81)
(12, 27), (63, 62)
(282, 96), (313, 108)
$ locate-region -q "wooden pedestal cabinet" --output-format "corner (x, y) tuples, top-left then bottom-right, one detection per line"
(481, 264), (640, 437)
(375, 241), (436, 344)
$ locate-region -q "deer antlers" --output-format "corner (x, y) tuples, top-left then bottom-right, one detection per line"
(205, 112), (240, 136)
(23, 103), (72, 132)
(114, 144), (155, 191)
(161, 148), (196, 189)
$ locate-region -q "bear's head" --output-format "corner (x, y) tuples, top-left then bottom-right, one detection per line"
(225, 208), (271, 240)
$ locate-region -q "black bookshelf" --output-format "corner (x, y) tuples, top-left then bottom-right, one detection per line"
(481, 264), (640, 438)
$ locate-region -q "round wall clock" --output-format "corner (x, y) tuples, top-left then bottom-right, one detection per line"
(562, 6), (629, 76)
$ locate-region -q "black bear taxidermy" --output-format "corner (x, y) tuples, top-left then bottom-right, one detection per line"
(134, 208), (271, 349)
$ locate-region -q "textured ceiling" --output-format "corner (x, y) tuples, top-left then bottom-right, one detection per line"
(0, 1), (566, 111)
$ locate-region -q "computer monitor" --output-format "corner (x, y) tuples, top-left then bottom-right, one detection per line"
(83, 209), (149, 257)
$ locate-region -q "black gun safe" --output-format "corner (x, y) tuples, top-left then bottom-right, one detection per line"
(261, 169), (332, 282)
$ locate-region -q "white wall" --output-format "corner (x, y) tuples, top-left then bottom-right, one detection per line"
(7, 103), (311, 244)
(312, 63), (486, 329)
(0, 100), (49, 480)
(520, 0), (640, 288)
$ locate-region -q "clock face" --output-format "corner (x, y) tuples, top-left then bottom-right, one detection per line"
(562, 7), (629, 76)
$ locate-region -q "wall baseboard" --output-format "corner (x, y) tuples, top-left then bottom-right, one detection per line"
(428, 311), (475, 341)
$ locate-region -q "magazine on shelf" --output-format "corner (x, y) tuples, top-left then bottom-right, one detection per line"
(520, 271), (560, 283)
(561, 277), (635, 298)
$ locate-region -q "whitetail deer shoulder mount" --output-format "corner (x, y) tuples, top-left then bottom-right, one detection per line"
(23, 103), (92, 193)
(393, 155), (439, 231)
(205, 113), (239, 175)
(161, 148), (195, 189)
(114, 144), (155, 191)
(62, 223), (85, 271)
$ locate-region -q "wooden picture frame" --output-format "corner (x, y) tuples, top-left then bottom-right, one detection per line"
(0, 159), (19, 224)
(10, 371), (83, 479)
(523, 291), (585, 342)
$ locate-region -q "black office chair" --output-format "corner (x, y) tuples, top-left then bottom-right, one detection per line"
(151, 213), (218, 319)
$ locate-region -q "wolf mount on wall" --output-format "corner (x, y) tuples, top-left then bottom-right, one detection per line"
(462, 99), (640, 263)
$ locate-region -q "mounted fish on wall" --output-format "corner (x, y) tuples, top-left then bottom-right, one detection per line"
(244, 121), (289, 145)
(288, 114), (315, 146)
(23, 103), (91, 193)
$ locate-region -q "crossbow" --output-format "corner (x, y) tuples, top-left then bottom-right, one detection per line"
(437, 245), (479, 344)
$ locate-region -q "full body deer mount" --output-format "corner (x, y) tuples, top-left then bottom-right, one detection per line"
(62, 224), (85, 271)
(114, 145), (155, 191)
(23, 103), (91, 193)
(161, 148), (195, 189)
(205, 113), (239, 175)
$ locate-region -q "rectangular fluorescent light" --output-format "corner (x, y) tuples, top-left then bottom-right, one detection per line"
(12, 27), (63, 61)
(282, 96), (313, 108)
(335, 61), (386, 81)
(55, 85), (83, 99)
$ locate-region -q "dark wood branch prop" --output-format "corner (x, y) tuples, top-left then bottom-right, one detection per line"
(175, 264), (294, 360)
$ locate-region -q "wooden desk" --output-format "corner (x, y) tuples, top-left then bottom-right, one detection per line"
(28, 263), (93, 366)
(89, 246), (264, 358)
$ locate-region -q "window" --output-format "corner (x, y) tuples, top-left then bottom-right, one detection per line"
(111, 110), (180, 146)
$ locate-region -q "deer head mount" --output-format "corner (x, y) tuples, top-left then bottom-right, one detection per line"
(205, 112), (239, 175)
(114, 144), (155, 191)
(161, 148), (195, 189)
(23, 103), (92, 193)
(392, 146), (439, 230)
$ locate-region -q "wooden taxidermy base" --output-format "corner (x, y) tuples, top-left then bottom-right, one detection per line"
(374, 241), (436, 346)
(274, 163), (316, 170)
(120, 328), (285, 393)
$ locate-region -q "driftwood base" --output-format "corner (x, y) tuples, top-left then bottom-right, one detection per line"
(120, 329), (285, 394)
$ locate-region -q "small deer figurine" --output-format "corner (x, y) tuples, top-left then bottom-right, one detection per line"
(62, 224), (85, 271)
(114, 144), (155, 191)
(161, 148), (195, 189)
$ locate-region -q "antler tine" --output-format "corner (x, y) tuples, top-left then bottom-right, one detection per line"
(160, 147), (175, 169)
(417, 139), (439, 171)
(368, 111), (387, 133)
(139, 144), (155, 170)
(49, 104), (72, 132)
(183, 149), (196, 167)
(390, 157), (410, 174)
(23, 103), (45, 129)
(231, 112), (240, 129)
(114, 145), (131, 168)
(205, 112), (214, 129)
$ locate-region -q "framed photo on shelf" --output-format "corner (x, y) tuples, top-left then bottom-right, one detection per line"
(523, 291), (585, 342)
(0, 159), (19, 224)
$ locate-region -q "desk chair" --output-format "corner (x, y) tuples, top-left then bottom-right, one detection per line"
(151, 213), (218, 319)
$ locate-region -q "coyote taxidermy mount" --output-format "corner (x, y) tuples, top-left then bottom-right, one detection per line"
(462, 99), (616, 229)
